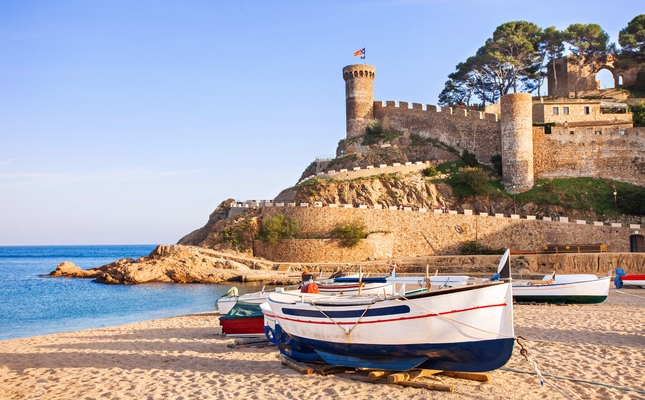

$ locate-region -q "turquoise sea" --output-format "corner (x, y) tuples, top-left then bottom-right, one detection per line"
(0, 245), (262, 341)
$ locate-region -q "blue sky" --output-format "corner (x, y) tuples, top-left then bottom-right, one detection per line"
(1, 1), (641, 245)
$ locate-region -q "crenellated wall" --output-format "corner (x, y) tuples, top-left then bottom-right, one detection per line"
(253, 207), (639, 263)
(372, 100), (502, 165)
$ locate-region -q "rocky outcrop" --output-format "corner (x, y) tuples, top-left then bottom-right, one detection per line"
(48, 261), (103, 279)
(47, 245), (300, 285)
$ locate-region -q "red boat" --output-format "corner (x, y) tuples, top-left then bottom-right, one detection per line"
(219, 301), (265, 337)
(621, 274), (645, 288)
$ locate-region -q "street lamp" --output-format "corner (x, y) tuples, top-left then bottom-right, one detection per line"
(613, 190), (618, 222)
(512, 185), (516, 215)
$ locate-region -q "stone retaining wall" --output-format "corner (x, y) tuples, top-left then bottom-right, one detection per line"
(253, 207), (639, 263)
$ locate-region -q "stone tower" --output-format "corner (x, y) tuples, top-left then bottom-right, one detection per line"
(343, 64), (376, 138)
(500, 93), (534, 193)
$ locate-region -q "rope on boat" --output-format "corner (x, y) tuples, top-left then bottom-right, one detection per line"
(500, 366), (645, 396)
(614, 289), (645, 299)
(309, 299), (376, 335)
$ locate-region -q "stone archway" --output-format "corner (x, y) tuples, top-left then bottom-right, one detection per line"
(595, 66), (616, 89)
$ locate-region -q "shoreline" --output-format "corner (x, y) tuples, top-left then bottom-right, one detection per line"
(1, 289), (644, 399)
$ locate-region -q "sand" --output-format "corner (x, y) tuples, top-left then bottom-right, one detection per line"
(1, 288), (644, 400)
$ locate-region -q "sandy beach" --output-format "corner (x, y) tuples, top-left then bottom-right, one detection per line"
(1, 288), (644, 400)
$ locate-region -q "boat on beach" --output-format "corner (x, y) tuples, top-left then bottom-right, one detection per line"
(512, 273), (611, 304)
(620, 274), (645, 287)
(262, 250), (515, 372)
(219, 301), (265, 337)
(217, 280), (394, 315)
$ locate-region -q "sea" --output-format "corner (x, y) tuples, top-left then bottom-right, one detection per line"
(0, 245), (264, 341)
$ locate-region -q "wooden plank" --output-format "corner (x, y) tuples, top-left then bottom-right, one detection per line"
(387, 369), (442, 383)
(316, 366), (353, 376)
(279, 354), (313, 375)
(341, 373), (453, 392)
(441, 371), (491, 382)
(367, 371), (396, 380)
(396, 381), (454, 392)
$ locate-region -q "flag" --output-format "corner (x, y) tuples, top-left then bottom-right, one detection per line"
(353, 47), (365, 59)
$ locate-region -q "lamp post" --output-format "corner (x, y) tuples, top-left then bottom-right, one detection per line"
(613, 190), (618, 222)
(512, 185), (516, 215)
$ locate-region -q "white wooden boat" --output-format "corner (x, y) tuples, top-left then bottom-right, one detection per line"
(217, 281), (393, 315)
(262, 250), (514, 372)
(512, 272), (611, 304)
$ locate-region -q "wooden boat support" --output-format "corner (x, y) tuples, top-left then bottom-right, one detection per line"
(279, 354), (493, 393)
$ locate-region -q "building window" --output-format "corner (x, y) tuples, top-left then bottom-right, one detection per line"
(563, 107), (569, 115)
(584, 106), (590, 114)
(595, 130), (602, 135)
(569, 130), (575, 135)
(552, 107), (559, 115)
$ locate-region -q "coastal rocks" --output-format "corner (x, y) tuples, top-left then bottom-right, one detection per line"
(48, 261), (102, 279)
(48, 244), (295, 285)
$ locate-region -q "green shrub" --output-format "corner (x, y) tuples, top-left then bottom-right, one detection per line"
(257, 213), (300, 246)
(461, 150), (478, 167)
(422, 166), (439, 177)
(629, 101), (645, 126)
(461, 241), (506, 255)
(459, 167), (489, 195)
(331, 220), (369, 247)
(365, 119), (383, 135)
(617, 185), (645, 214)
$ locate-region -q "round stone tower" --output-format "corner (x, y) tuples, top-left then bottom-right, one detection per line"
(343, 64), (376, 138)
(500, 93), (534, 193)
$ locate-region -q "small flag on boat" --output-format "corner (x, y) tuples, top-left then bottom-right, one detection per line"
(353, 47), (365, 59)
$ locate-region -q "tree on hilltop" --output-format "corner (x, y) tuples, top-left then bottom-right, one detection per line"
(619, 14), (645, 63)
(537, 26), (565, 97)
(439, 21), (543, 106)
(563, 23), (610, 98)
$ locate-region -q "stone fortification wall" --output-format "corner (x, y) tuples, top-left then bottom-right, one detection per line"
(501, 93), (534, 192)
(253, 207), (636, 262)
(533, 126), (645, 186)
(372, 101), (501, 165)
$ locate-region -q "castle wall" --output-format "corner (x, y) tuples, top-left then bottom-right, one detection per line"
(547, 57), (601, 97)
(372, 101), (501, 165)
(533, 126), (645, 186)
(253, 207), (636, 262)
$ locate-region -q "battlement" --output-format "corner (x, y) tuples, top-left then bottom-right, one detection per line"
(374, 101), (499, 122)
(372, 100), (502, 166)
(343, 65), (376, 81)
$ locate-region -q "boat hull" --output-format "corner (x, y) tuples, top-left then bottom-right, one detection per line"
(264, 282), (514, 372)
(220, 317), (265, 337)
(622, 274), (645, 287)
(512, 276), (611, 304)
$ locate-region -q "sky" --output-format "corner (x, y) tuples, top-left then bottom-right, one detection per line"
(1, 1), (642, 245)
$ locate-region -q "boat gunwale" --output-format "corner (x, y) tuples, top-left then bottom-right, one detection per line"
(267, 280), (509, 306)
